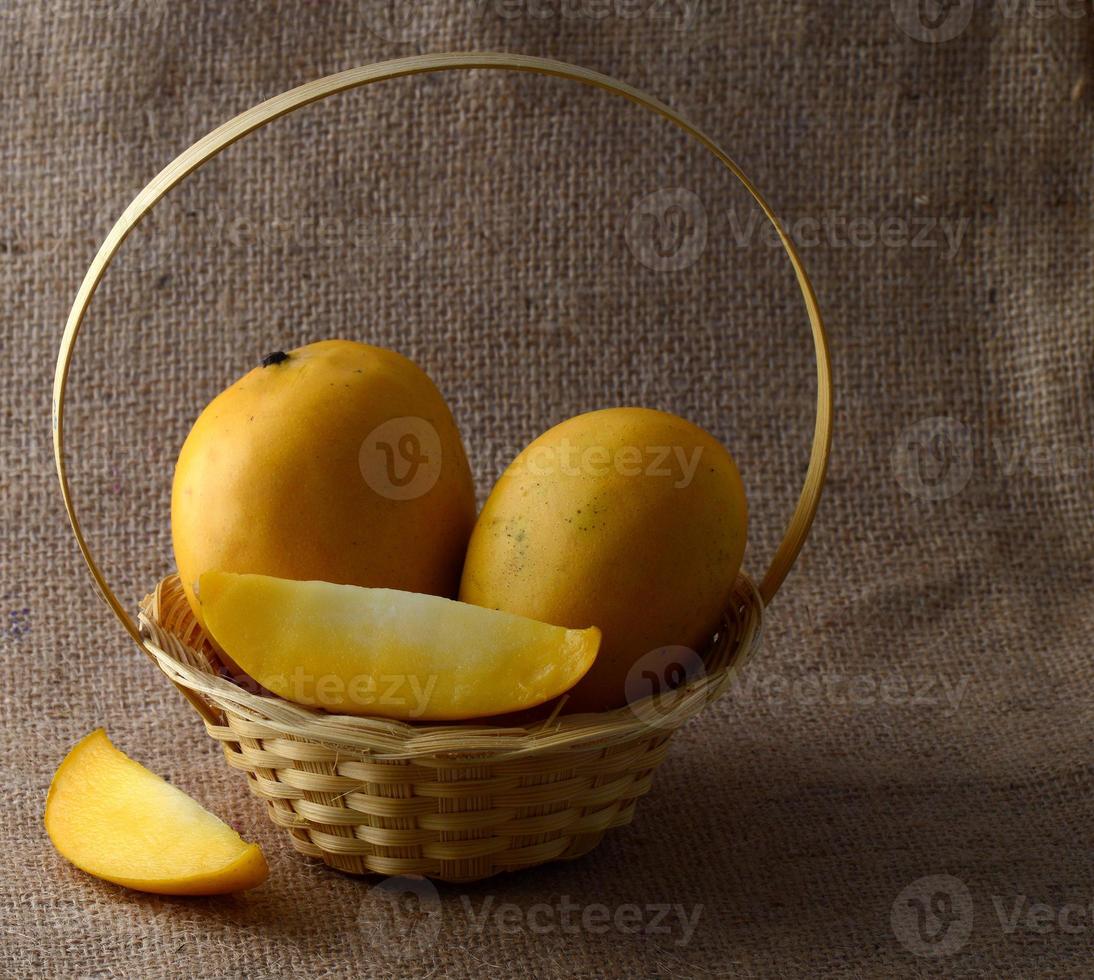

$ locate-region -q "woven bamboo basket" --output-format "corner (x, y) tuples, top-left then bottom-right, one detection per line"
(52, 53), (832, 883)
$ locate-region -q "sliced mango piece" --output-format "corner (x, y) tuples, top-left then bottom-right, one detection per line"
(197, 571), (601, 721)
(45, 730), (268, 895)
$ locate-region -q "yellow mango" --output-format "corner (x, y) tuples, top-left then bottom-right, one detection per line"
(172, 340), (476, 637)
(45, 730), (267, 895)
(197, 571), (601, 721)
(459, 408), (747, 713)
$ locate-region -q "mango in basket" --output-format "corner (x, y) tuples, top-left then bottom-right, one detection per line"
(171, 340), (475, 637)
(460, 407), (747, 713)
(196, 571), (601, 720)
(45, 730), (268, 895)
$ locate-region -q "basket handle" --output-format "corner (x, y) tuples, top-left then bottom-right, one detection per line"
(53, 51), (832, 651)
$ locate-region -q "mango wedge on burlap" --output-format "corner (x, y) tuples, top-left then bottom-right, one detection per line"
(196, 571), (601, 721)
(45, 730), (267, 895)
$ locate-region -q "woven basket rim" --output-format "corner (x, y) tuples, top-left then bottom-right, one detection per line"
(138, 573), (764, 761)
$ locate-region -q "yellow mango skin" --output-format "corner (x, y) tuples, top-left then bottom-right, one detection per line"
(172, 340), (476, 631)
(45, 731), (268, 895)
(459, 408), (747, 713)
(197, 571), (601, 721)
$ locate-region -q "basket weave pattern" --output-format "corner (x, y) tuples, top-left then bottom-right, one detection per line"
(138, 574), (762, 882)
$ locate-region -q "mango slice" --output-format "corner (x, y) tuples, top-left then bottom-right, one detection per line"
(45, 730), (268, 895)
(197, 571), (601, 720)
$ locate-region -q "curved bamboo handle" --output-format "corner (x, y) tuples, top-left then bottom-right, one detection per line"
(53, 52), (832, 649)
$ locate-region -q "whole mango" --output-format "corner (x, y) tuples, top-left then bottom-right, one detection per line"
(172, 340), (476, 628)
(459, 407), (747, 713)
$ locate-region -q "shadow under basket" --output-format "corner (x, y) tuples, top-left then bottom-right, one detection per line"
(137, 573), (762, 882)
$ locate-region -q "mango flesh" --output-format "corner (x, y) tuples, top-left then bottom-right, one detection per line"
(45, 730), (268, 895)
(197, 571), (601, 721)
(459, 407), (747, 713)
(172, 340), (476, 637)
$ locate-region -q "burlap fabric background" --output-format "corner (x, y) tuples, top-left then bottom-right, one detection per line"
(3, 1), (1092, 977)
